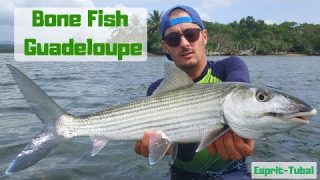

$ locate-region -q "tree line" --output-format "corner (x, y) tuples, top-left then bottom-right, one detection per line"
(148, 10), (320, 55)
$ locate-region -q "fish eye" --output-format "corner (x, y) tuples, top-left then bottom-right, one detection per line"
(256, 91), (269, 102)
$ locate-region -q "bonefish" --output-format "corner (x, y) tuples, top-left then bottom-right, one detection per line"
(5, 63), (316, 174)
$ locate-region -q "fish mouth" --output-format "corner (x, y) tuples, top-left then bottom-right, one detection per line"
(265, 109), (317, 124)
(282, 109), (317, 124)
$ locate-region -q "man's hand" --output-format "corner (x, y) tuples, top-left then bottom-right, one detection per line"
(207, 131), (255, 160)
(135, 130), (254, 160)
(134, 131), (153, 157)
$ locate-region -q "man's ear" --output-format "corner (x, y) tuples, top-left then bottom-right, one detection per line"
(161, 41), (173, 61)
(161, 41), (169, 54)
(202, 29), (208, 46)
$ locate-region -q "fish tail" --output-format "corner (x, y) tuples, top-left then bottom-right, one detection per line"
(6, 64), (68, 174)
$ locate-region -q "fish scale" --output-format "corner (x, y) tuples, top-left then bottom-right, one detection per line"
(76, 85), (229, 128)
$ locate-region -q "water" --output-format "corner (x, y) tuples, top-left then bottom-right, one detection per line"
(0, 54), (319, 179)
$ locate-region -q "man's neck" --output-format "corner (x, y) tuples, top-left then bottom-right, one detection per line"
(184, 61), (207, 80)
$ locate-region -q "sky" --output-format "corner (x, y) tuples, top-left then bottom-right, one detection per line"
(1, 0), (319, 42)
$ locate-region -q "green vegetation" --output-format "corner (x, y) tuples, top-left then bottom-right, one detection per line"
(147, 10), (163, 54)
(148, 11), (320, 56)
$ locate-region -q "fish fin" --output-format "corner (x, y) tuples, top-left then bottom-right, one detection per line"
(6, 64), (66, 125)
(6, 130), (61, 175)
(148, 131), (171, 165)
(153, 62), (194, 95)
(196, 126), (230, 152)
(6, 65), (68, 174)
(169, 143), (178, 165)
(91, 137), (108, 156)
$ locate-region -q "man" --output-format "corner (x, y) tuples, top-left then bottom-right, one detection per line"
(135, 5), (255, 178)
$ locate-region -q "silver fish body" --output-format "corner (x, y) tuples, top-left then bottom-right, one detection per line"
(5, 63), (316, 174)
(58, 83), (233, 142)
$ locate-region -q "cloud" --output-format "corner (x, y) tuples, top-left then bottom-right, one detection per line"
(196, 0), (236, 21)
(0, 25), (13, 43)
(194, 7), (211, 22)
(0, 0), (95, 41)
(201, 0), (233, 7)
(13, 0), (95, 7)
(0, 0), (15, 26)
(264, 19), (274, 25)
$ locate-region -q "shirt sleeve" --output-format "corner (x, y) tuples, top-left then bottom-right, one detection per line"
(146, 79), (163, 96)
(213, 56), (250, 83)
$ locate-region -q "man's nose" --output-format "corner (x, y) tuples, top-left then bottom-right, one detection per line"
(179, 35), (191, 47)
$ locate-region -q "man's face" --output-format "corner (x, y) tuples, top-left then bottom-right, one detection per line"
(162, 10), (208, 72)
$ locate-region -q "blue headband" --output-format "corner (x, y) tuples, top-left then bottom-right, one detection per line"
(169, 16), (193, 26)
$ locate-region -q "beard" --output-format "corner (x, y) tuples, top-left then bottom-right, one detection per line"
(177, 59), (199, 72)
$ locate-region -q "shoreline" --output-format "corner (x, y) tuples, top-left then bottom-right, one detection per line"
(1, 52), (318, 56)
(147, 52), (318, 57)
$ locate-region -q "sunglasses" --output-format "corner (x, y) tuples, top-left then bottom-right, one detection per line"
(163, 28), (201, 47)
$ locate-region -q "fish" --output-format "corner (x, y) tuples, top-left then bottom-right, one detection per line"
(5, 63), (316, 174)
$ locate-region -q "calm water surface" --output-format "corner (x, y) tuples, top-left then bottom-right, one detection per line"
(0, 54), (319, 179)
